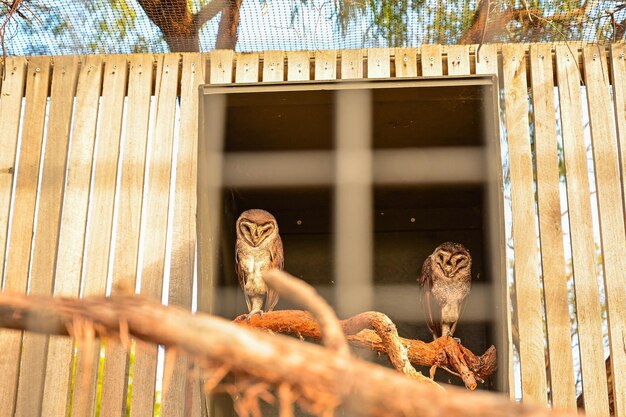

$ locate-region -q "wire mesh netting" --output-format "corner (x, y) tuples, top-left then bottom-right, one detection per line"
(1, 0), (626, 56)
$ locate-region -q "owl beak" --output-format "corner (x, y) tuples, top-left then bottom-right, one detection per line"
(251, 226), (261, 246)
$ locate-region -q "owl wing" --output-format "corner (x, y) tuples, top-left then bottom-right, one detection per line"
(235, 245), (252, 312)
(418, 256), (441, 338)
(265, 235), (284, 312)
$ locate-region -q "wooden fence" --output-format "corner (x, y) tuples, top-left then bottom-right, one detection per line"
(0, 43), (625, 417)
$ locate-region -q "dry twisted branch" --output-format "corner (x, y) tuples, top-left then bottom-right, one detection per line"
(0, 289), (577, 417)
(235, 309), (496, 389)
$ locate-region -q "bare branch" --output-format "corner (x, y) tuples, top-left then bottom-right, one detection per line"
(193, 0), (228, 29)
(0, 292), (578, 417)
(235, 310), (495, 389)
(263, 269), (349, 358)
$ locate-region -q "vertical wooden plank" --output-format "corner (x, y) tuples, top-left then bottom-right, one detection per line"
(367, 48), (390, 78)
(210, 50), (234, 84)
(0, 57), (26, 284)
(314, 50), (337, 80)
(340, 49), (363, 79)
(99, 54), (154, 417)
(394, 48), (418, 78)
(447, 45), (470, 75)
(161, 53), (205, 417)
(287, 51), (310, 81)
(583, 45), (626, 417)
(0, 56), (50, 417)
(477, 43), (513, 397)
(420, 44), (443, 76)
(72, 54), (128, 417)
(475, 44), (498, 75)
(555, 45), (609, 417)
(529, 44), (576, 412)
(40, 55), (104, 417)
(262, 51), (284, 82)
(501, 45), (548, 406)
(235, 53), (259, 83)
(130, 53), (180, 417)
(316, 51), (336, 82)
(15, 55), (79, 417)
(609, 43), (626, 216)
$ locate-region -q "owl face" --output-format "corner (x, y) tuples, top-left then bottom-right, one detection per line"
(432, 242), (471, 278)
(236, 209), (279, 248)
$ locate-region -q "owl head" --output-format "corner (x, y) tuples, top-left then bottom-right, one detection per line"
(236, 209), (280, 248)
(431, 242), (471, 278)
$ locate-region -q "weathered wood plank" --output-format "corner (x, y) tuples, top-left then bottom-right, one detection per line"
(555, 45), (609, 417)
(235, 53), (259, 83)
(475, 44), (515, 397)
(367, 48), (390, 78)
(15, 55), (79, 417)
(99, 54), (154, 417)
(340, 49), (363, 79)
(583, 45), (626, 417)
(529, 44), (576, 412)
(501, 45), (548, 405)
(420, 45), (443, 76)
(0, 57), (26, 285)
(287, 51), (310, 81)
(161, 53), (205, 417)
(130, 53), (180, 417)
(475, 44), (498, 75)
(314, 50), (337, 80)
(394, 48), (418, 78)
(262, 51), (284, 82)
(210, 50), (234, 84)
(0, 56), (51, 417)
(609, 43), (626, 218)
(41, 55), (104, 417)
(72, 54), (128, 417)
(447, 45), (470, 75)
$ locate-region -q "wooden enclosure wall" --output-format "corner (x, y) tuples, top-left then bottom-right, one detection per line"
(0, 43), (625, 417)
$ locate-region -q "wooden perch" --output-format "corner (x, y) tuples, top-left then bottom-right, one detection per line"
(262, 269), (349, 358)
(262, 270), (436, 386)
(235, 309), (496, 390)
(0, 291), (576, 417)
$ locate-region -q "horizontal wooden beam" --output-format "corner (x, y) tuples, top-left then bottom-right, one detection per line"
(222, 148), (486, 187)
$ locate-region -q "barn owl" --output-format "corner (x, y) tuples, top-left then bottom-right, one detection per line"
(235, 209), (284, 319)
(418, 242), (472, 339)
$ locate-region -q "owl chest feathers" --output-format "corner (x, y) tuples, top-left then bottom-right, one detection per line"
(430, 270), (471, 306)
(238, 247), (272, 295)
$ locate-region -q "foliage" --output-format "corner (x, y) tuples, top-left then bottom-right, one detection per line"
(3, 0), (626, 55)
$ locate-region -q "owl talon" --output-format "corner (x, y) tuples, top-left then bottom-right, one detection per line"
(247, 309), (263, 320)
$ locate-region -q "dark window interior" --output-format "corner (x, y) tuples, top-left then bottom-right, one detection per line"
(202, 79), (504, 407)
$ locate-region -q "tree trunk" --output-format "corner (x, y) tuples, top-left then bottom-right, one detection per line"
(136, 0), (200, 52)
(215, 0), (243, 49)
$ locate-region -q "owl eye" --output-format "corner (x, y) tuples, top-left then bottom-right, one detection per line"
(258, 223), (274, 239)
(239, 221), (255, 240)
(453, 255), (468, 269)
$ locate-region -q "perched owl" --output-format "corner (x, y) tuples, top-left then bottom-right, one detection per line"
(418, 242), (472, 339)
(235, 209), (284, 319)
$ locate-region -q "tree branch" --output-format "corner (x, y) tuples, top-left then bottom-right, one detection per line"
(135, 0), (198, 52)
(262, 270), (434, 386)
(460, 2), (591, 44)
(235, 310), (495, 389)
(0, 291), (575, 417)
(193, 0), (228, 29)
(263, 270), (349, 358)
